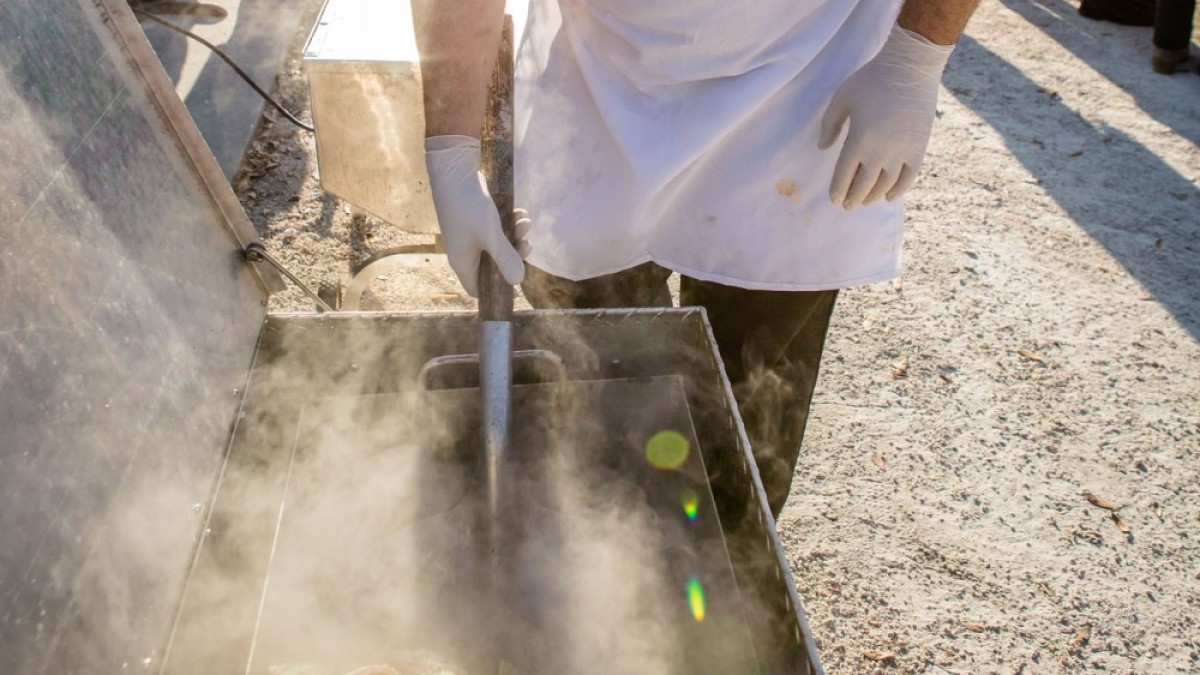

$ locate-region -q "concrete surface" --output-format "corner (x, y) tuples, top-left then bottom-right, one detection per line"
(141, 0), (309, 177)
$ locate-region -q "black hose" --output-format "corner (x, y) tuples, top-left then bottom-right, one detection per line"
(132, 7), (316, 132)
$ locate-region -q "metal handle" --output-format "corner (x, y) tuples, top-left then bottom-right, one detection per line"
(416, 349), (567, 391)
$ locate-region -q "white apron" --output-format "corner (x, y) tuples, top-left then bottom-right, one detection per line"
(514, 0), (905, 290)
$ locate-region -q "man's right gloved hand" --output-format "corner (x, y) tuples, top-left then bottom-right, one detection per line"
(425, 135), (528, 298)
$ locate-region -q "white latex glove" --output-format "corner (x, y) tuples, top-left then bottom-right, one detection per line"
(425, 135), (530, 297)
(818, 24), (954, 210)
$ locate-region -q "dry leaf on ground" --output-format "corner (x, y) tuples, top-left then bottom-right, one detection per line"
(862, 650), (895, 662)
(1111, 512), (1132, 534)
(1083, 491), (1120, 511)
(1017, 348), (1046, 363)
(961, 620), (986, 633)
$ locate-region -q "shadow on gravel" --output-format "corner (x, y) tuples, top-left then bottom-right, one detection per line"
(142, 0), (308, 178)
(996, 0), (1200, 146)
(944, 35), (1200, 341)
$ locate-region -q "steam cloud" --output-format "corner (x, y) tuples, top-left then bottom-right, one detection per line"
(152, 317), (754, 675)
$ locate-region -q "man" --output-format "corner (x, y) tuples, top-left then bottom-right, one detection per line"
(1151, 0), (1196, 74)
(1077, 0), (1157, 27)
(413, 0), (979, 517)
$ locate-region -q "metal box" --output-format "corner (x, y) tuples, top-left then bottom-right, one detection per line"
(302, 0), (439, 233)
(146, 310), (826, 674)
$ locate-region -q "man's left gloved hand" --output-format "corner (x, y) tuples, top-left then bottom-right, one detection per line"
(818, 23), (954, 210)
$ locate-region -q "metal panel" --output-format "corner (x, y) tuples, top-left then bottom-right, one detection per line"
(302, 0), (439, 233)
(0, 0), (268, 671)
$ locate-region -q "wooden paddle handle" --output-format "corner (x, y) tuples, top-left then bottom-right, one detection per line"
(478, 15), (515, 322)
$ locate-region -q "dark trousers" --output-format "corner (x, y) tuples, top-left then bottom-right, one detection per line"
(1155, 0), (1196, 51)
(522, 263), (838, 517)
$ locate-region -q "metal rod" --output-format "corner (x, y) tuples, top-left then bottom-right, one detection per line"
(244, 242), (334, 312)
(479, 319), (512, 557)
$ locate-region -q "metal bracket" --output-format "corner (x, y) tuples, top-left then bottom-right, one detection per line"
(244, 241), (335, 312)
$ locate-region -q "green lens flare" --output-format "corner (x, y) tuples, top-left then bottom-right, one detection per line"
(681, 488), (700, 522)
(645, 430), (689, 470)
(686, 576), (707, 622)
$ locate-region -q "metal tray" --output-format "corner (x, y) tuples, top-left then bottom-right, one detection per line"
(161, 311), (822, 675)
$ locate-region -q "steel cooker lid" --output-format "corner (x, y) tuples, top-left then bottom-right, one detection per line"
(0, 0), (277, 671)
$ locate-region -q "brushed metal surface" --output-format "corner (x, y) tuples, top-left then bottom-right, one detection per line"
(164, 310), (822, 675)
(302, 0), (439, 233)
(0, 0), (268, 671)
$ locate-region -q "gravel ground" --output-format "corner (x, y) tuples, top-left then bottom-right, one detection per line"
(239, 2), (1199, 673)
